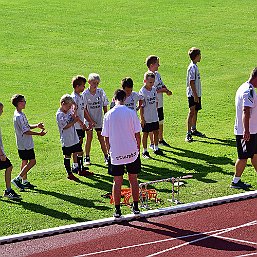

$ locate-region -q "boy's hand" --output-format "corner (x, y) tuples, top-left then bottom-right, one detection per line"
(37, 123), (45, 129)
(39, 129), (47, 136)
(166, 90), (172, 96)
(194, 95), (199, 103)
(140, 119), (145, 128)
(0, 154), (6, 162)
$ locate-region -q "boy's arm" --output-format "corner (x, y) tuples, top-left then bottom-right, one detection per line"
(62, 116), (79, 130)
(103, 105), (108, 114)
(24, 130), (47, 136)
(190, 80), (199, 102)
(135, 132), (141, 150)
(104, 137), (110, 152)
(29, 123), (45, 130)
(242, 106), (251, 141)
(139, 106), (145, 128)
(84, 108), (95, 128)
(0, 148), (6, 161)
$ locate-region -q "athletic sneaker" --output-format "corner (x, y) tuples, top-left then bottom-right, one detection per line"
(23, 181), (36, 189)
(142, 151), (150, 159)
(230, 180), (252, 189)
(132, 207), (140, 215)
(84, 156), (90, 165)
(104, 155), (109, 165)
(185, 134), (193, 143)
(191, 130), (206, 137)
(154, 149), (163, 155)
(78, 170), (94, 176)
(67, 173), (78, 181)
(3, 189), (21, 199)
(113, 209), (122, 218)
(159, 140), (170, 147)
(11, 178), (25, 191)
(149, 144), (154, 150)
(72, 167), (79, 174)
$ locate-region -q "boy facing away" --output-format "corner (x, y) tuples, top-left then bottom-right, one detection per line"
(146, 55), (172, 147)
(139, 72), (163, 159)
(56, 94), (93, 180)
(82, 73), (109, 165)
(11, 94), (47, 191)
(0, 102), (20, 199)
(185, 47), (205, 142)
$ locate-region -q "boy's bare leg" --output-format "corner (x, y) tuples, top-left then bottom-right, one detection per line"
(235, 159), (247, 177)
(158, 124), (164, 141)
(142, 132), (148, 150)
(97, 131), (108, 155)
(5, 166), (12, 189)
(128, 173), (139, 202)
(153, 129), (159, 146)
(251, 154), (257, 172)
(187, 106), (195, 133)
(113, 176), (123, 205)
(85, 130), (93, 156)
(149, 132), (154, 145)
(20, 159), (36, 180)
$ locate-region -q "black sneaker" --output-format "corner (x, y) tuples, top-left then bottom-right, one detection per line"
(230, 180), (252, 189)
(185, 134), (193, 142)
(3, 189), (21, 199)
(23, 182), (36, 189)
(159, 140), (170, 147)
(142, 151), (150, 159)
(11, 178), (25, 191)
(191, 130), (206, 137)
(132, 207), (140, 215)
(72, 167), (79, 174)
(84, 156), (90, 165)
(113, 209), (122, 218)
(154, 149), (163, 155)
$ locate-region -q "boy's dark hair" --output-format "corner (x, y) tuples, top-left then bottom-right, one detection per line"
(11, 94), (25, 107)
(121, 77), (133, 89)
(145, 55), (159, 68)
(188, 47), (201, 60)
(114, 89), (126, 102)
(144, 71), (155, 81)
(0, 102), (3, 107)
(72, 75), (87, 88)
(250, 67), (257, 80)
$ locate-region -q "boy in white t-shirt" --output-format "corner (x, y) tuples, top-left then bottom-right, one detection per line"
(232, 68), (257, 189)
(0, 102), (20, 199)
(139, 72), (163, 159)
(11, 94), (47, 191)
(82, 73), (109, 165)
(102, 89), (141, 218)
(56, 94), (93, 180)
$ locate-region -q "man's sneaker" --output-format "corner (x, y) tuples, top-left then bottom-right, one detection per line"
(78, 170), (94, 176)
(149, 144), (154, 150)
(230, 180), (252, 189)
(113, 209), (122, 218)
(154, 149), (164, 155)
(72, 167), (79, 174)
(67, 173), (78, 181)
(185, 134), (193, 142)
(142, 151), (150, 159)
(159, 140), (171, 147)
(104, 156), (109, 165)
(132, 207), (140, 215)
(23, 182), (36, 189)
(84, 156), (90, 165)
(191, 130), (206, 137)
(3, 189), (21, 199)
(11, 178), (25, 191)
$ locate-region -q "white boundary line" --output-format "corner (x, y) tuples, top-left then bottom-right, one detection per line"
(0, 190), (257, 245)
(234, 253), (257, 257)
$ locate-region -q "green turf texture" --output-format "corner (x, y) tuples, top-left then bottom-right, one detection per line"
(0, 0), (256, 236)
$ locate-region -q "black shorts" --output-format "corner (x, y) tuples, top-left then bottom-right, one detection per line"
(62, 143), (83, 156)
(76, 129), (85, 140)
(142, 121), (159, 133)
(236, 134), (257, 159)
(86, 127), (102, 132)
(0, 157), (12, 170)
(18, 149), (35, 160)
(108, 155), (141, 176)
(188, 96), (202, 111)
(157, 107), (164, 122)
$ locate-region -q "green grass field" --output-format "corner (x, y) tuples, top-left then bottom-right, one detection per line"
(0, 0), (257, 237)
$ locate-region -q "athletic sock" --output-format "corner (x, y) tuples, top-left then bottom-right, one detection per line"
(191, 125), (196, 131)
(233, 176), (241, 184)
(64, 158), (72, 174)
(115, 205), (121, 212)
(133, 201), (139, 210)
(16, 175), (22, 180)
(23, 179), (28, 184)
(143, 148), (147, 153)
(77, 156), (83, 171)
(154, 145), (159, 151)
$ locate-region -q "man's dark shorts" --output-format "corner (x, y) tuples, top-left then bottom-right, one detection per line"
(142, 121), (159, 133)
(0, 157), (12, 170)
(236, 134), (257, 159)
(76, 129), (85, 140)
(18, 149), (35, 160)
(188, 96), (202, 111)
(108, 155), (141, 176)
(62, 143), (83, 156)
(157, 107), (164, 122)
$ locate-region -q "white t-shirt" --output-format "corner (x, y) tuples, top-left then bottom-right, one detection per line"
(83, 88), (109, 128)
(102, 105), (141, 165)
(152, 70), (165, 108)
(234, 82), (257, 135)
(13, 110), (34, 150)
(186, 61), (202, 97)
(124, 92), (143, 111)
(56, 108), (79, 147)
(70, 91), (85, 130)
(139, 86), (159, 123)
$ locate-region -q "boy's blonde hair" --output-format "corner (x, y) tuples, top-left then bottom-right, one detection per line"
(144, 71), (155, 81)
(60, 94), (74, 105)
(188, 47), (201, 60)
(88, 73), (101, 82)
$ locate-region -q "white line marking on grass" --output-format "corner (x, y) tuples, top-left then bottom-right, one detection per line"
(145, 221), (257, 257)
(234, 253), (257, 257)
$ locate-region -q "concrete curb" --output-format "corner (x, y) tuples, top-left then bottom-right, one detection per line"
(1, 190), (257, 245)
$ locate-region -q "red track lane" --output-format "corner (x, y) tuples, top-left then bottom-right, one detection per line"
(1, 197), (257, 257)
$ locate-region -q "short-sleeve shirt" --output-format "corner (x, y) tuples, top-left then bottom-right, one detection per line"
(0, 127), (5, 155)
(102, 105), (141, 165)
(139, 86), (159, 123)
(234, 81), (257, 135)
(70, 91), (85, 130)
(186, 61), (202, 97)
(56, 108), (79, 147)
(13, 110), (34, 150)
(124, 92), (143, 111)
(82, 88), (109, 128)
(152, 71), (165, 108)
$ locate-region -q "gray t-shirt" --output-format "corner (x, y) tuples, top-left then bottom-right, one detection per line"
(70, 91), (85, 130)
(186, 61), (202, 97)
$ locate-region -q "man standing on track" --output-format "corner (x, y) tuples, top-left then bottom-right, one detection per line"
(102, 89), (141, 218)
(232, 67), (257, 189)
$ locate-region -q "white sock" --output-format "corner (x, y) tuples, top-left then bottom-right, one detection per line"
(143, 148), (147, 153)
(23, 179), (28, 184)
(154, 145), (159, 151)
(17, 175), (22, 180)
(72, 163), (78, 169)
(233, 176), (240, 183)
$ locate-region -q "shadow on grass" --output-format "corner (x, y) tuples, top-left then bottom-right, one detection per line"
(195, 136), (236, 147)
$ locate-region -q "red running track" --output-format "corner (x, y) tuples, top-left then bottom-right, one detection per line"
(0, 197), (256, 257)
